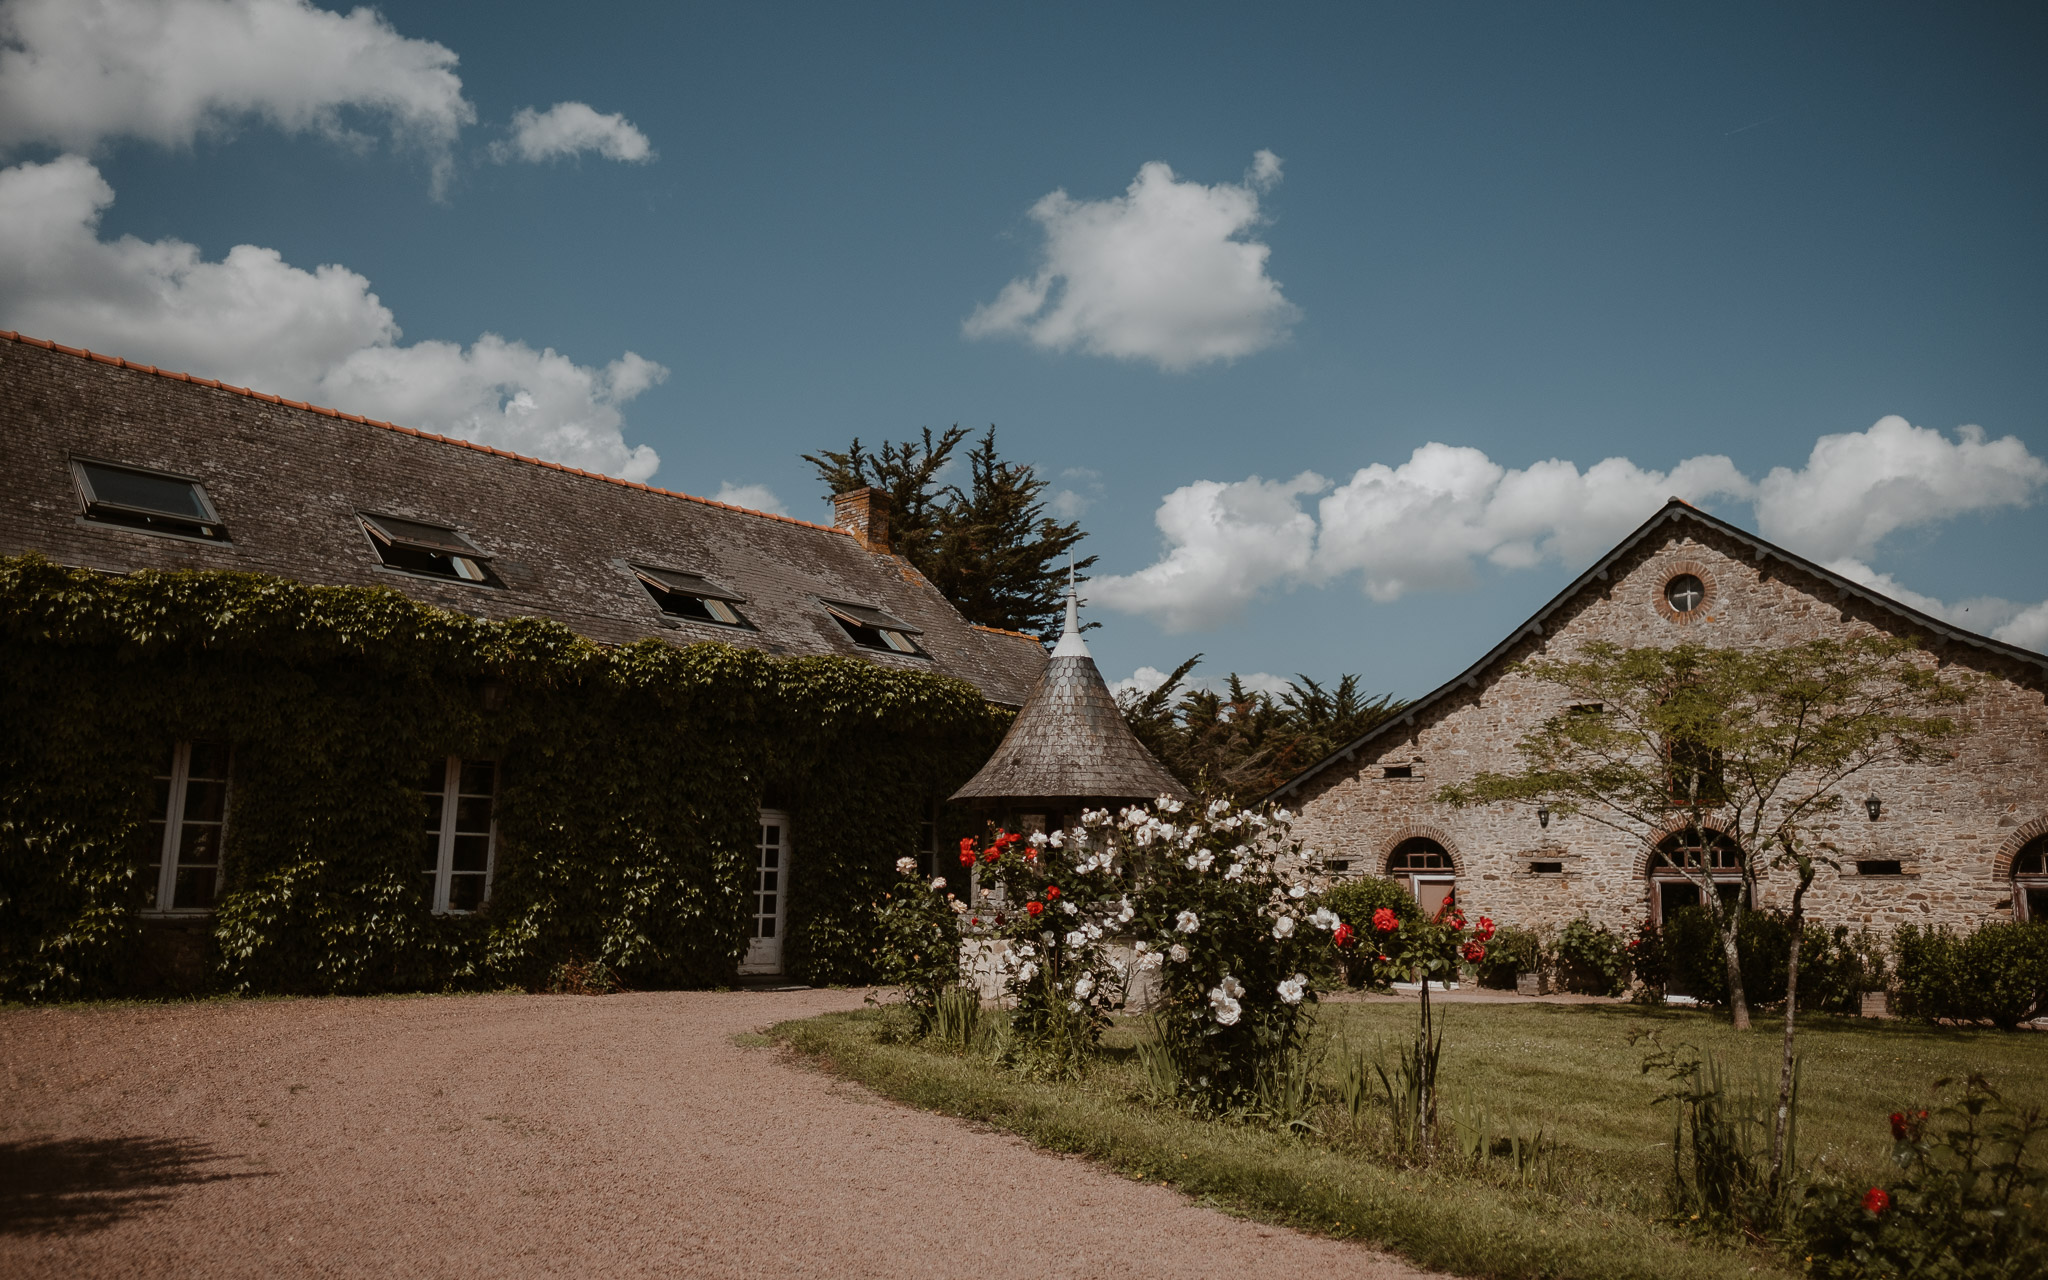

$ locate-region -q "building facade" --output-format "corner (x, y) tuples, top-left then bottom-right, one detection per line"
(1274, 500), (2048, 938)
(0, 331), (1047, 993)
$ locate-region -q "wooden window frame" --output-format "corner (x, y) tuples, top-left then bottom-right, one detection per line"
(421, 756), (498, 914)
(73, 458), (230, 542)
(144, 741), (232, 915)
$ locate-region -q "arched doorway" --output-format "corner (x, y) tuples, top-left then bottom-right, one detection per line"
(2014, 835), (2048, 922)
(1648, 827), (1744, 924)
(1386, 837), (1457, 919)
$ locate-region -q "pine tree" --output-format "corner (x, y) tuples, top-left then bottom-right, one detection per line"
(803, 425), (1091, 638)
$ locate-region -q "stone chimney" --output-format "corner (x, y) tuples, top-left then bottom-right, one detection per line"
(832, 487), (891, 553)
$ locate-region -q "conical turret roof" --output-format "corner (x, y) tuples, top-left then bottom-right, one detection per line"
(951, 577), (1190, 807)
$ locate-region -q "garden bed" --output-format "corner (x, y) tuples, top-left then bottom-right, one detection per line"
(773, 999), (2047, 1280)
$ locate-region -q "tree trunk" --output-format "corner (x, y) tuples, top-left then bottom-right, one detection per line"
(1770, 857), (1817, 1200)
(1719, 908), (1751, 1031)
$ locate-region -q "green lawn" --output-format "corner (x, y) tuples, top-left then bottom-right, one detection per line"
(774, 999), (2045, 1280)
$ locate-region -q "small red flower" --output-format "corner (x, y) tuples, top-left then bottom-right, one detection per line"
(1462, 942), (1486, 963)
(1475, 916), (1495, 942)
(1046, 886), (1061, 900)
(1025, 901), (1044, 917)
(1377, 954), (1389, 963)
(960, 836), (977, 853)
(970, 916), (980, 926)
(982, 848), (1001, 864)
(995, 831), (1021, 848)
(1863, 1187), (1891, 1215)
(995, 912), (1006, 926)
(959, 850), (975, 866)
(1372, 907), (1399, 934)
(1333, 922), (1356, 949)
(1889, 1111), (1908, 1140)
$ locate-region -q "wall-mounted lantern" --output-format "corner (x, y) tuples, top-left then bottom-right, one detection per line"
(1864, 794), (1883, 821)
(1537, 803), (1551, 829)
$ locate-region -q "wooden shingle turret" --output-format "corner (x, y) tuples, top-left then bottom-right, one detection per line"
(951, 577), (1190, 824)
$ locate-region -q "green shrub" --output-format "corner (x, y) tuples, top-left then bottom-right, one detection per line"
(873, 859), (967, 1034)
(1628, 918), (1667, 997)
(1661, 907), (1878, 1012)
(1319, 876), (1419, 988)
(1476, 925), (1542, 988)
(1554, 917), (1629, 996)
(1894, 922), (2048, 1030)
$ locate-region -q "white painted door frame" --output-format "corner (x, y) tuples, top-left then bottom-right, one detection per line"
(740, 810), (790, 975)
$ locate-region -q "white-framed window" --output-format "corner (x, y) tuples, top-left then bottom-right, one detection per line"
(144, 742), (231, 913)
(419, 757), (498, 912)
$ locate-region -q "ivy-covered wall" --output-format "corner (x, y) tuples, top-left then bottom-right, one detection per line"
(0, 555), (1010, 1000)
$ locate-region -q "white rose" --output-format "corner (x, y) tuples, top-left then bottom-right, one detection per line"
(931, 877), (947, 892)
(1066, 930), (1088, 948)
(1047, 829), (1065, 848)
(1062, 901), (1078, 915)
(1175, 910), (1200, 934)
(1017, 961), (1038, 983)
(895, 857), (918, 875)
(1169, 944), (1189, 963)
(1272, 916), (1296, 939)
(1074, 973), (1095, 999)
(1310, 907), (1340, 931)
(1289, 883), (1308, 899)
(1277, 974), (1307, 1005)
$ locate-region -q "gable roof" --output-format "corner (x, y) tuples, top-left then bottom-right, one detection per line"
(0, 331), (1047, 705)
(1269, 497), (2048, 800)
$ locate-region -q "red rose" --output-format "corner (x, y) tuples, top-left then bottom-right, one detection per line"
(1046, 886), (1061, 900)
(1372, 907), (1399, 934)
(970, 917), (980, 926)
(1889, 1111), (1908, 1140)
(1462, 942), (1486, 963)
(959, 850), (975, 866)
(1863, 1187), (1890, 1215)
(960, 836), (977, 854)
(983, 848), (1001, 864)
(995, 913), (1006, 926)
(1476, 916), (1495, 942)
(1333, 922), (1356, 949)
(1025, 901), (1044, 917)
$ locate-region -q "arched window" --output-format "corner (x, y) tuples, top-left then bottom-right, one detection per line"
(1386, 837), (1456, 919)
(1649, 828), (1744, 924)
(2015, 835), (2048, 923)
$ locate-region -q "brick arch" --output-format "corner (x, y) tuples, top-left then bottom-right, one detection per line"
(1378, 824), (1462, 874)
(1992, 817), (2048, 880)
(1630, 815), (1742, 879)
(1651, 558), (1719, 625)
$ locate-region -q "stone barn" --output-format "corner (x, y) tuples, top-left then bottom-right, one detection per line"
(1271, 499), (2048, 937)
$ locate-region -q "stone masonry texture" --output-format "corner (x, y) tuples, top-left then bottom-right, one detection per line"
(1283, 511), (2048, 938)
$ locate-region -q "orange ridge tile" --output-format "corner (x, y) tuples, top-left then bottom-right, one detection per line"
(0, 329), (851, 537)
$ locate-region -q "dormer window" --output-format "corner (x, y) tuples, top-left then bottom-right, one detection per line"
(73, 459), (228, 541)
(635, 566), (751, 627)
(360, 513), (500, 586)
(822, 599), (924, 655)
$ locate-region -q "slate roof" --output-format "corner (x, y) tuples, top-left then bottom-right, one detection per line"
(952, 585), (1191, 806)
(0, 331), (1048, 705)
(1267, 497), (2048, 801)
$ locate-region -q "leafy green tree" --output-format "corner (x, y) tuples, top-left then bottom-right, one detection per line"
(803, 426), (1091, 638)
(1119, 659), (1404, 802)
(1437, 636), (1969, 1196)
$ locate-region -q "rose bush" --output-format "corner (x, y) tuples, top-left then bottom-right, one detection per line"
(873, 855), (969, 1034)
(967, 826), (1133, 1076)
(1121, 797), (1342, 1112)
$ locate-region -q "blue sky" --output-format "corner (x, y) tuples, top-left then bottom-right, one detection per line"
(3, 1), (2045, 698)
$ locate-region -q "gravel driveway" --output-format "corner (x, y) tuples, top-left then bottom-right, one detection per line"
(1, 989), (1434, 1279)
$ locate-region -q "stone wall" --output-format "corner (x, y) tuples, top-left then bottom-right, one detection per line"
(1288, 521), (2048, 939)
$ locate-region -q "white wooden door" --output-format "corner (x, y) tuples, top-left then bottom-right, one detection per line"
(740, 811), (790, 975)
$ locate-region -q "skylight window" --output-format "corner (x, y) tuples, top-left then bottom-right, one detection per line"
(73, 459), (228, 540)
(822, 599), (924, 655)
(359, 513), (499, 586)
(635, 566), (751, 627)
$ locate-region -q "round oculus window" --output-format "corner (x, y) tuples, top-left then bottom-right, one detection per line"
(1664, 573), (1706, 614)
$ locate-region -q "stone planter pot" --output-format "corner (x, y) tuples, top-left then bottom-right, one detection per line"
(1516, 971), (1548, 996)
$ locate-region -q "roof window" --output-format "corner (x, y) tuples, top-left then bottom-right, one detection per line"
(822, 599), (924, 655)
(359, 513), (499, 586)
(73, 459), (228, 541)
(635, 566), (751, 627)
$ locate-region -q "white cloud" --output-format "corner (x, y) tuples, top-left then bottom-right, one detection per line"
(492, 101), (653, 164)
(0, 155), (664, 480)
(1314, 446), (1752, 602)
(1091, 471), (1326, 631)
(1111, 665), (1297, 705)
(963, 151), (1299, 371)
(1753, 417), (2048, 562)
(1093, 419), (2048, 636)
(0, 0), (474, 192)
(710, 482), (787, 516)
(1109, 665), (1173, 701)
(1826, 559), (2047, 655)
